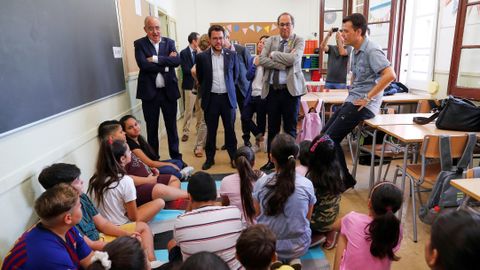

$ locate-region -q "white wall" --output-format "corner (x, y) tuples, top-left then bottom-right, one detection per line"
(175, 0), (320, 49)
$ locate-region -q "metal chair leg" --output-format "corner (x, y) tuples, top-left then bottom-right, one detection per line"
(410, 176), (418, 242)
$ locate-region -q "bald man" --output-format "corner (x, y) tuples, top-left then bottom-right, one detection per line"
(134, 16), (182, 160)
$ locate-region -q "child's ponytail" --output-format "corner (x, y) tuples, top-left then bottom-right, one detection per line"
(366, 182), (403, 261)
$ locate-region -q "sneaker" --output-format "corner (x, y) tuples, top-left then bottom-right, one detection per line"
(180, 166), (194, 180)
(150, 260), (165, 269)
(289, 259), (302, 270)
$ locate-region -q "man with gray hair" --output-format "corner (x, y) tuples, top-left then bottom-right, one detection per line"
(259, 12), (306, 171)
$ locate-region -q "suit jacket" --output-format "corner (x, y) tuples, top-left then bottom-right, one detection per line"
(196, 48), (238, 111)
(180, 46), (196, 90)
(233, 44), (251, 98)
(134, 36), (181, 101)
(259, 34), (307, 98)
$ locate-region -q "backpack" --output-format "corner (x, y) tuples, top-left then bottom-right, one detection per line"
(418, 133), (477, 224)
(297, 99), (323, 142)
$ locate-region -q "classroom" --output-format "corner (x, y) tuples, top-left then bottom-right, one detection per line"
(1, 0), (479, 269)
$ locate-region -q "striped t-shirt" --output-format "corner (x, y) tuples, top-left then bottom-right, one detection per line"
(173, 205), (244, 269)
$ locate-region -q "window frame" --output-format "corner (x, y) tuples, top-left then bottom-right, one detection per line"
(447, 0), (480, 100)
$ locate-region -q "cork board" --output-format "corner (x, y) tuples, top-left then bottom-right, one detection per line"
(118, 0), (153, 74)
(211, 22), (280, 45)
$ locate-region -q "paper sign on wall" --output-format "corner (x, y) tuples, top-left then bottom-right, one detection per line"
(113, 47), (122, 58)
(135, 0), (142, 16)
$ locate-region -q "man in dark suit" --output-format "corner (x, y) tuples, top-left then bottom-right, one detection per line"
(196, 25), (238, 170)
(134, 16), (182, 160)
(180, 32), (199, 143)
(224, 32), (252, 147)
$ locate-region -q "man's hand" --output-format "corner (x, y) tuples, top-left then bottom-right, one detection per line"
(169, 51), (177, 57)
(147, 56), (154, 62)
(353, 98), (370, 111)
(254, 56), (259, 66)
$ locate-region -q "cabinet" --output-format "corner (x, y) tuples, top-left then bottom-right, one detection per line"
(302, 54), (321, 82)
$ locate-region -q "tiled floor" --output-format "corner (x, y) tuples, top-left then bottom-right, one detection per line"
(159, 117), (431, 270)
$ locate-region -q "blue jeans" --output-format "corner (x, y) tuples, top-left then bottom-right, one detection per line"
(158, 159), (184, 179)
(325, 82), (347, 89)
(322, 102), (375, 180)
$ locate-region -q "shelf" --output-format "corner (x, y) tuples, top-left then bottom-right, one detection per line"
(302, 68), (320, 72)
(303, 54), (319, 57)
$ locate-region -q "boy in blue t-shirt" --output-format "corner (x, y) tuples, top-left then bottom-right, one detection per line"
(2, 184), (93, 270)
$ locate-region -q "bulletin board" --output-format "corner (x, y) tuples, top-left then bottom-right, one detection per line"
(211, 22), (280, 45)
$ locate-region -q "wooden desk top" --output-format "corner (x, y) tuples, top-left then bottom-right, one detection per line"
(302, 91), (433, 105)
(451, 179), (480, 201)
(377, 124), (478, 143)
(364, 113), (433, 128)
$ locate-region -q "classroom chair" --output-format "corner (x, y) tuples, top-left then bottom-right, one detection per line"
(392, 134), (474, 242)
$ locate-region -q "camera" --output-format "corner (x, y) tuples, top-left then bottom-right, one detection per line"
(332, 27), (339, 32)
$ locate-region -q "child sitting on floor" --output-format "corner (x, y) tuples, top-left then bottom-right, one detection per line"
(425, 209), (480, 270)
(37, 163), (161, 267)
(2, 184), (93, 269)
(295, 140), (311, 176)
(307, 135), (344, 249)
(89, 140), (165, 224)
(220, 146), (264, 225)
(333, 181), (403, 270)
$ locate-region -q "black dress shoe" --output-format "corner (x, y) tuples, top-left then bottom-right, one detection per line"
(260, 161), (275, 171)
(221, 145), (227, 150)
(202, 160), (215, 170)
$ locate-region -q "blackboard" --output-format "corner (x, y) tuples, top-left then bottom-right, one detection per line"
(0, 0), (125, 135)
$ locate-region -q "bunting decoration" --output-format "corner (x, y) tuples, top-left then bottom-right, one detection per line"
(256, 25), (262, 32)
(249, 24), (255, 31)
(233, 24), (240, 32)
(271, 23), (277, 31)
(242, 28), (248, 34)
(226, 24), (232, 32)
(264, 25), (270, 33)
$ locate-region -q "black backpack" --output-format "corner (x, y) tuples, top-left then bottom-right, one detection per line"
(418, 133), (477, 224)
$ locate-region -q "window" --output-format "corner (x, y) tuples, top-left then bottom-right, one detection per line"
(448, 0), (480, 100)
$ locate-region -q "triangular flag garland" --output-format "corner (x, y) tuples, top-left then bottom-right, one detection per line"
(233, 24), (240, 32)
(256, 25), (262, 32)
(242, 28), (248, 34)
(249, 24), (255, 31)
(264, 25), (270, 33)
(226, 24), (232, 32)
(271, 23), (277, 30)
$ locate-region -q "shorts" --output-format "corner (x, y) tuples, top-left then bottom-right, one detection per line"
(99, 222), (136, 242)
(136, 174), (172, 206)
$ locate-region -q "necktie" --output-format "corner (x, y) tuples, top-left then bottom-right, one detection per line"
(273, 39), (287, 90)
(192, 51), (196, 64)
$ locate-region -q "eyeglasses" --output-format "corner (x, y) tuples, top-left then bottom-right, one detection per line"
(146, 26), (160, 32)
(278, 22), (292, 27)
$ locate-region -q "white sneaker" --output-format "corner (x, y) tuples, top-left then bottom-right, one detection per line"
(150, 260), (165, 269)
(180, 166), (194, 180)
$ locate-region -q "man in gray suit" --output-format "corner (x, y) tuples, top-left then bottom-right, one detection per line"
(259, 12), (306, 170)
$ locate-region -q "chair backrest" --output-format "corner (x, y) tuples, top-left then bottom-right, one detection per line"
(422, 134), (469, 159)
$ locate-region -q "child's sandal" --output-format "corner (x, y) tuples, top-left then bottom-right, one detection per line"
(323, 231), (339, 250)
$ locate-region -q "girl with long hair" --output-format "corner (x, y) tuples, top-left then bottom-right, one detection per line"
(333, 181), (403, 270)
(98, 120), (188, 207)
(253, 134), (316, 268)
(220, 146), (264, 225)
(88, 139), (164, 225)
(307, 135), (344, 249)
(119, 115), (193, 181)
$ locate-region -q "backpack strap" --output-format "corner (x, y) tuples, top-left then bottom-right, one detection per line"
(413, 112), (439, 125)
(314, 99), (323, 113)
(439, 135), (453, 171)
(456, 133), (477, 170)
(300, 100), (309, 115)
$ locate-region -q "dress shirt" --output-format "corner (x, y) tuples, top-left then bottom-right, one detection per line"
(211, 48), (227, 94)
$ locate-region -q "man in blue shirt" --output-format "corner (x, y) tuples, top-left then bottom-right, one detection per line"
(2, 184), (93, 270)
(322, 13), (396, 190)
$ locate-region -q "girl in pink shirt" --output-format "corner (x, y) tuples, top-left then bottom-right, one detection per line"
(334, 182), (403, 270)
(220, 146), (264, 225)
